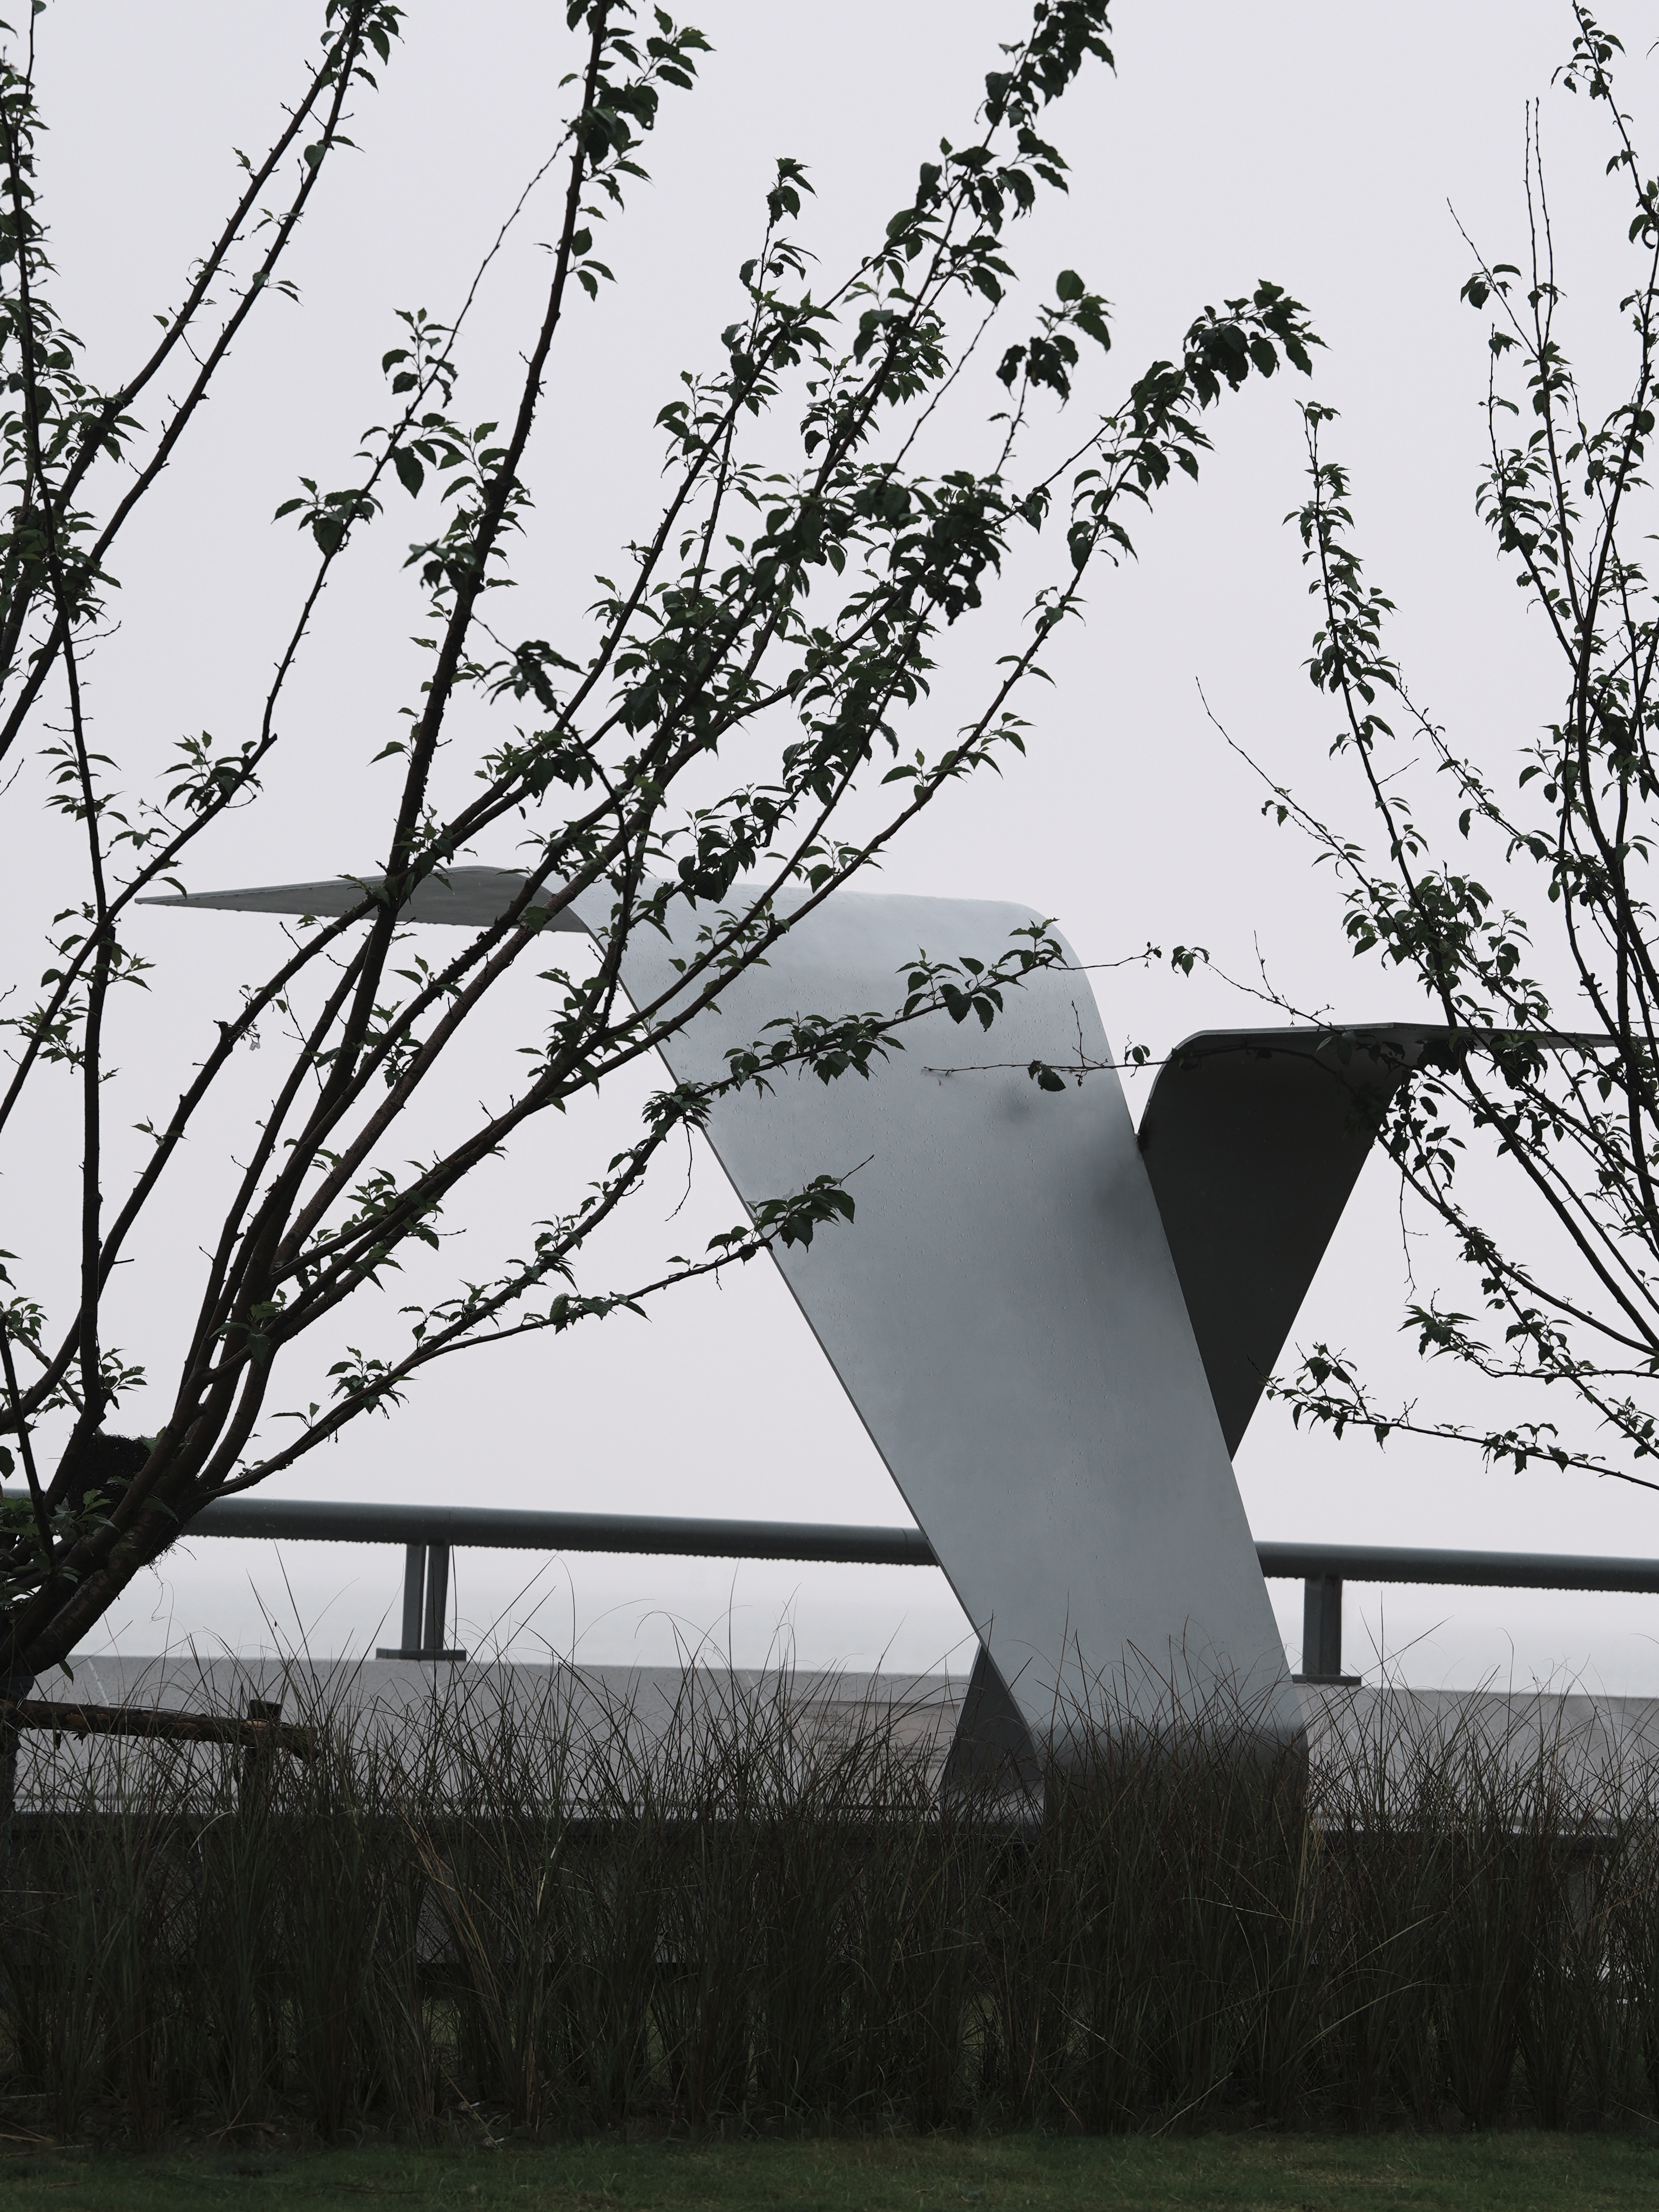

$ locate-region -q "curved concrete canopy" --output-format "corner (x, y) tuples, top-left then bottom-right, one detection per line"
(149, 869), (1417, 1752)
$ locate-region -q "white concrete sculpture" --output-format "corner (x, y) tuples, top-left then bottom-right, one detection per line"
(155, 868), (1419, 1767)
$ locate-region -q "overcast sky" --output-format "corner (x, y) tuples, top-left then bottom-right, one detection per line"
(10, 1), (1659, 1690)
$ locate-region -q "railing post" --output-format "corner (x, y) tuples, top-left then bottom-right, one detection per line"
(1294, 1572), (1357, 1686)
(375, 1536), (466, 1661)
(401, 1543), (426, 1655)
(377, 1542), (427, 1660)
(422, 1542), (449, 1659)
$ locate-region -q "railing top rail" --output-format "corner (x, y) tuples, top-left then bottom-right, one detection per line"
(9, 1494), (1659, 1596)
(1255, 1540), (1659, 1595)
(188, 1497), (936, 1567)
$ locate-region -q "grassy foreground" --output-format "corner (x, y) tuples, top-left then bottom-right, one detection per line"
(17, 1670), (1659, 2143)
(1, 2133), (1658, 2212)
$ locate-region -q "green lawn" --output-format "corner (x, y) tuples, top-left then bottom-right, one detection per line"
(2, 2132), (1657, 2212)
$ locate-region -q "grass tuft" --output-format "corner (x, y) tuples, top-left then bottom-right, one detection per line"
(4, 1659), (1659, 2146)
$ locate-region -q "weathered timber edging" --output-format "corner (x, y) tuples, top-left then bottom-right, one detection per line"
(0, 1698), (316, 1757)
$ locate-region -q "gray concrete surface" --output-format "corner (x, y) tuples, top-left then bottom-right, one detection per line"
(17, 1658), (1659, 1812)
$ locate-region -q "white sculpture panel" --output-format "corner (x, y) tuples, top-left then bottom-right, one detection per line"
(153, 869), (1306, 1754)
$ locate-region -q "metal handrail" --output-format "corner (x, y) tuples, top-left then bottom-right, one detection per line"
(17, 1491), (1654, 1591)
(1253, 1541), (1659, 1595)
(189, 1501), (1659, 1682)
(191, 1498), (936, 1565)
(13, 1494), (1658, 1681)
(1253, 1543), (1659, 1688)
(188, 1499), (936, 1661)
